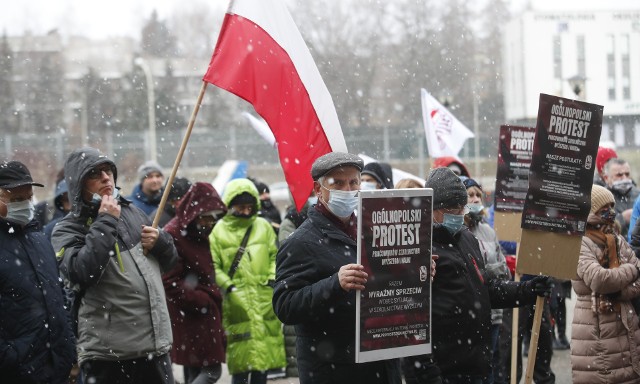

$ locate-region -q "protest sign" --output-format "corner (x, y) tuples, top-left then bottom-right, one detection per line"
(518, 93), (603, 279)
(493, 125), (535, 242)
(355, 189), (433, 363)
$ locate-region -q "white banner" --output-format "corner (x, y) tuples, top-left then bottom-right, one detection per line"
(421, 88), (474, 158)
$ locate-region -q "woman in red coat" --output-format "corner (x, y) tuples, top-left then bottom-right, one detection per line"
(163, 182), (227, 384)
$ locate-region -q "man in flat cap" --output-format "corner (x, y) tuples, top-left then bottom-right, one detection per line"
(273, 152), (402, 384)
(403, 167), (552, 384)
(0, 160), (76, 383)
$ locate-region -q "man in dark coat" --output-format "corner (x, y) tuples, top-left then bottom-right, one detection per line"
(0, 160), (75, 384)
(52, 147), (178, 384)
(403, 168), (552, 384)
(163, 182), (227, 384)
(273, 152), (402, 384)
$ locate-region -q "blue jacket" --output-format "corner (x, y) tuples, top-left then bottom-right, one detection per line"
(0, 218), (75, 383)
(127, 183), (162, 216)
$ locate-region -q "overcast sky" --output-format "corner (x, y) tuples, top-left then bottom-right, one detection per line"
(1, 0), (638, 40)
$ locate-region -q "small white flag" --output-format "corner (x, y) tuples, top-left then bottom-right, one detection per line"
(242, 112), (276, 148)
(421, 88), (474, 158)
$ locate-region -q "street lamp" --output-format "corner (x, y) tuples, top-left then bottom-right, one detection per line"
(567, 74), (587, 100)
(134, 57), (157, 163)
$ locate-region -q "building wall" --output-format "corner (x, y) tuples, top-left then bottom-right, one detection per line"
(504, 8), (640, 147)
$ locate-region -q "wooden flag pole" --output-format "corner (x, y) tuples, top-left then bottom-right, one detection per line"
(524, 295), (545, 384)
(151, 81), (208, 229)
(510, 273), (520, 384)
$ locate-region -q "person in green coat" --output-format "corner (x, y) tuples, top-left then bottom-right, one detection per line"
(210, 178), (286, 384)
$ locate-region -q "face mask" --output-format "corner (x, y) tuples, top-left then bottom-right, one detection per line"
(442, 213), (465, 235)
(91, 187), (120, 205)
(360, 181), (378, 191)
(261, 199), (273, 209)
(322, 186), (358, 218)
(468, 203), (484, 214)
(230, 208), (253, 219)
(5, 200), (35, 226)
(612, 179), (633, 194)
(600, 207), (617, 224)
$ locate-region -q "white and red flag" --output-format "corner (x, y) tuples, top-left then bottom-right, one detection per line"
(420, 88), (474, 158)
(203, 0), (347, 211)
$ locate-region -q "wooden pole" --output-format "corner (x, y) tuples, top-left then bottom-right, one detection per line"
(510, 273), (520, 384)
(524, 295), (545, 384)
(151, 81), (208, 229)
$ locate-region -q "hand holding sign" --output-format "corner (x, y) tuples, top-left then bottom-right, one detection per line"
(339, 264), (368, 292)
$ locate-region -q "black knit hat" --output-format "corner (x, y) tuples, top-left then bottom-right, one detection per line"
(362, 162), (394, 189)
(167, 177), (192, 201)
(229, 192), (256, 207)
(425, 167), (467, 209)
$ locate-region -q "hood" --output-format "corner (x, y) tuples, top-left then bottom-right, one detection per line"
(53, 179), (69, 212)
(64, 147), (118, 216)
(221, 178), (261, 227)
(174, 182), (227, 228)
(432, 156), (470, 178)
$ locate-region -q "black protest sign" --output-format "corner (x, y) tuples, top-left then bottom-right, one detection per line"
(495, 125), (535, 212)
(355, 189), (432, 363)
(521, 93), (603, 236)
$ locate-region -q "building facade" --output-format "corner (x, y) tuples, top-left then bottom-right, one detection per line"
(503, 8), (640, 147)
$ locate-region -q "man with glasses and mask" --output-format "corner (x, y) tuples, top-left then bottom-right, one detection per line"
(51, 147), (178, 384)
(0, 160), (76, 383)
(273, 152), (402, 384)
(402, 167), (553, 384)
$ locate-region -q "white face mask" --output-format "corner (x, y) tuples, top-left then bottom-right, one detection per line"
(360, 181), (378, 191)
(90, 187), (120, 205)
(5, 200), (35, 226)
(321, 185), (358, 218)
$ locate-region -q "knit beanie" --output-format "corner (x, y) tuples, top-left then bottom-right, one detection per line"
(425, 167), (467, 209)
(462, 177), (482, 191)
(229, 192), (256, 207)
(596, 147), (617, 176)
(590, 184), (615, 214)
(137, 160), (163, 181)
(362, 162), (394, 189)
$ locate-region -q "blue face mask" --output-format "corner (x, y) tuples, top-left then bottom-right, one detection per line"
(442, 213), (465, 235)
(360, 181), (378, 191)
(321, 186), (358, 218)
(5, 200), (35, 226)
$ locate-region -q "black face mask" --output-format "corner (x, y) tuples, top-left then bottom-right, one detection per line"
(231, 210), (253, 219)
(165, 204), (176, 216)
(261, 199), (273, 209)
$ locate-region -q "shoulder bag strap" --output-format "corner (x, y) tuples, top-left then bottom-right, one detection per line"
(228, 225), (253, 280)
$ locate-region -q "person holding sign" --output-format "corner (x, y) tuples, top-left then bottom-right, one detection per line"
(273, 152), (403, 384)
(571, 185), (640, 384)
(403, 168), (552, 384)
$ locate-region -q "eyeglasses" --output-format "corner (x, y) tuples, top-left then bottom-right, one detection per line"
(87, 165), (115, 180)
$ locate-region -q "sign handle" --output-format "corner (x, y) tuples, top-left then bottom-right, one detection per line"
(524, 295), (545, 384)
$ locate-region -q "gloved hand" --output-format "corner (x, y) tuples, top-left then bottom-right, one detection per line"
(520, 275), (554, 302)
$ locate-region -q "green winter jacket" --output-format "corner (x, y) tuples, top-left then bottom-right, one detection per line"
(210, 179), (285, 374)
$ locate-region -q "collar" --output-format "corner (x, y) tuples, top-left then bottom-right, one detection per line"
(315, 203), (357, 241)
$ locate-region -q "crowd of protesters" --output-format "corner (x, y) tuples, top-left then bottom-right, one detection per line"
(4, 145), (640, 384)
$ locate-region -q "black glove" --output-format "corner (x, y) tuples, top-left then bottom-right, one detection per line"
(520, 275), (554, 302)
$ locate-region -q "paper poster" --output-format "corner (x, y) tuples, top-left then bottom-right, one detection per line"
(355, 188), (433, 363)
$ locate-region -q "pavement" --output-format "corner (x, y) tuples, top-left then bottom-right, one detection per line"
(175, 296), (575, 384)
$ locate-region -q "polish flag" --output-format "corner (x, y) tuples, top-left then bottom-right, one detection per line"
(203, 0), (347, 211)
(421, 88), (474, 158)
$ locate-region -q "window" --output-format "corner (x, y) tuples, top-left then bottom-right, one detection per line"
(621, 34), (630, 100)
(553, 35), (562, 79)
(576, 35), (585, 76)
(606, 35), (616, 101)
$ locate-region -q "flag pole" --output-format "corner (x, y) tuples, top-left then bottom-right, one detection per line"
(151, 81), (208, 229)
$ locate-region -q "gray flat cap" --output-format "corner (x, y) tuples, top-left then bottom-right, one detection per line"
(311, 152), (364, 180)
